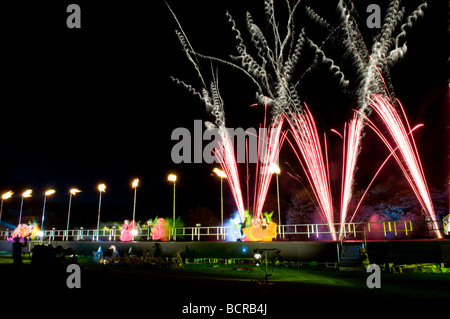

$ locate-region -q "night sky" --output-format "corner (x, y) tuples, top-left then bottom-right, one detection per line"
(0, 0), (448, 229)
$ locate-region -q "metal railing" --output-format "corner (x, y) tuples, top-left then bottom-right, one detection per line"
(0, 220), (422, 242)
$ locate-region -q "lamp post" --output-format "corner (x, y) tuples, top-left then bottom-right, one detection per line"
(269, 163), (281, 237)
(168, 174), (177, 241)
(0, 191), (13, 223)
(96, 184), (106, 241)
(41, 189), (55, 232)
(19, 189), (32, 225)
(66, 188), (81, 240)
(131, 178), (139, 226)
(213, 168), (227, 240)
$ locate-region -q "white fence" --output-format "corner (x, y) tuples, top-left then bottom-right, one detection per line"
(0, 220), (417, 242)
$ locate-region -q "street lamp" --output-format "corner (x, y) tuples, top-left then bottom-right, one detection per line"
(41, 189), (56, 232)
(19, 189), (32, 225)
(96, 184), (106, 241)
(131, 178), (139, 227)
(269, 163), (281, 237)
(167, 174), (177, 241)
(66, 188), (81, 240)
(213, 168), (227, 240)
(0, 191), (13, 223)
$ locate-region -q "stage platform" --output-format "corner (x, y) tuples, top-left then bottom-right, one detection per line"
(1, 239), (449, 263)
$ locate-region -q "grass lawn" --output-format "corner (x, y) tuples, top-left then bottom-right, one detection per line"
(1, 253), (449, 317)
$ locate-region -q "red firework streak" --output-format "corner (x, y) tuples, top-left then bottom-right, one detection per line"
(339, 113), (364, 240)
(215, 129), (246, 220)
(252, 116), (285, 221)
(214, 98), (285, 224)
(350, 114), (425, 220)
(369, 93), (443, 238)
(285, 104), (337, 240)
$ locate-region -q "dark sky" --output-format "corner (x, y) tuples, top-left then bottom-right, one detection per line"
(0, 0), (448, 228)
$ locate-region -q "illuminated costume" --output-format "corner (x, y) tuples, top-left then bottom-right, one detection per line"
(119, 220), (135, 242)
(11, 223), (39, 240)
(151, 218), (170, 241)
(359, 248), (370, 271)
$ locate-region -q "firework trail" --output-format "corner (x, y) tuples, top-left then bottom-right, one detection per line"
(224, 0), (348, 230)
(332, 0), (433, 238)
(184, 0), (345, 231)
(213, 127), (246, 218)
(285, 104), (337, 240)
(252, 111), (285, 221)
(339, 112), (364, 240)
(368, 93), (442, 238)
(167, 2), (246, 220)
(337, 0), (428, 111)
(167, 0), (438, 240)
(226, 0), (348, 117)
(349, 113), (425, 223)
(167, 2), (291, 222)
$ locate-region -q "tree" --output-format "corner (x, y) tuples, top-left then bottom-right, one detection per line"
(285, 187), (318, 225)
(185, 206), (219, 227)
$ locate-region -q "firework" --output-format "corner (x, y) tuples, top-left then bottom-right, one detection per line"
(169, 0), (347, 234)
(332, 0), (431, 238)
(349, 113), (425, 223)
(369, 94), (442, 238)
(339, 113), (364, 240)
(252, 116), (285, 221)
(224, 1), (347, 231)
(167, 0), (440, 241)
(214, 129), (246, 219)
(286, 105), (337, 240)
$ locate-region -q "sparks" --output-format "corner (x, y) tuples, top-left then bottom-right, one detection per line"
(252, 116), (285, 221)
(214, 129), (246, 220)
(369, 94), (442, 238)
(286, 105), (337, 240)
(339, 113), (364, 240)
